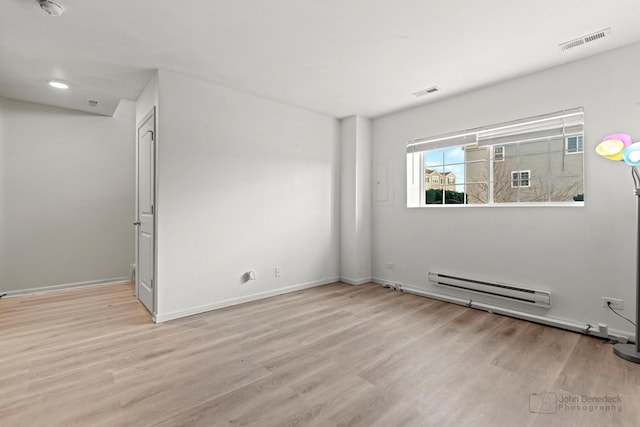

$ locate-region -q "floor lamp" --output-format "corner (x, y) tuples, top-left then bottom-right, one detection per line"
(596, 133), (640, 363)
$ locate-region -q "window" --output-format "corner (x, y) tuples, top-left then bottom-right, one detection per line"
(566, 135), (583, 153)
(511, 170), (530, 188)
(432, 176), (439, 184)
(406, 108), (584, 206)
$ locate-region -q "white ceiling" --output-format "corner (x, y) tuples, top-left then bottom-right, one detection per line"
(2, 0), (640, 118)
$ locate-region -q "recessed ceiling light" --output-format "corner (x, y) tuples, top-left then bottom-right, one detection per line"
(49, 81), (69, 89)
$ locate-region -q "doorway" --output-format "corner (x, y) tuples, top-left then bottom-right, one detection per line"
(135, 108), (156, 314)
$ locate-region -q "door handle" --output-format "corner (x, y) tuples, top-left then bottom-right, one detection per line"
(133, 221), (141, 226)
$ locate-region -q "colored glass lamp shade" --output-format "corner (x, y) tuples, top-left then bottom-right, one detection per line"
(596, 138), (626, 160)
(596, 133), (632, 162)
(595, 132), (640, 364)
(623, 142), (640, 167)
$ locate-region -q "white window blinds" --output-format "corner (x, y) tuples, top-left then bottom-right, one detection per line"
(406, 107), (584, 153)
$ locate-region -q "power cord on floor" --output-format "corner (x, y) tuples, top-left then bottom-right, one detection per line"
(607, 301), (637, 328)
(0, 293), (6, 299)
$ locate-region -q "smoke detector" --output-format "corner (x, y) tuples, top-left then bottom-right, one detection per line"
(39, 0), (64, 16)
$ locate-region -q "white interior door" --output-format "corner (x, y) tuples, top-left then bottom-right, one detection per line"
(136, 109), (155, 314)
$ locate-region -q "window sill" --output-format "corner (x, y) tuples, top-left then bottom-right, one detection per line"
(408, 201), (584, 208)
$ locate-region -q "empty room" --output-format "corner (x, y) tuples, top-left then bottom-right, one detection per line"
(2, 1), (640, 426)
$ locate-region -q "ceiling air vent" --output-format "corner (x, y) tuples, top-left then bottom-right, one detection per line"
(412, 86), (440, 98)
(560, 28), (611, 51)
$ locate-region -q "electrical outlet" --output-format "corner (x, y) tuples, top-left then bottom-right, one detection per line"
(385, 262), (395, 270)
(602, 297), (624, 310)
(275, 267), (281, 278)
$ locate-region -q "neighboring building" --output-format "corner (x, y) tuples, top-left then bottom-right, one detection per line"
(464, 136), (584, 204)
(425, 169), (456, 191)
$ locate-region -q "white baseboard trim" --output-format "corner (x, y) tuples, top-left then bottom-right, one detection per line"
(372, 277), (635, 343)
(339, 276), (373, 286)
(2, 277), (131, 298)
(154, 276), (340, 323)
(609, 327), (636, 344)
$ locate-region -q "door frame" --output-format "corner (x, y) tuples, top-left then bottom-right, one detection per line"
(135, 106), (158, 320)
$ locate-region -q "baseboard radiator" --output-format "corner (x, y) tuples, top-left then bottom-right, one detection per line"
(428, 272), (551, 308)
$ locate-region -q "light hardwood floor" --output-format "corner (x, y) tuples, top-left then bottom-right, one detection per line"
(1, 282), (639, 427)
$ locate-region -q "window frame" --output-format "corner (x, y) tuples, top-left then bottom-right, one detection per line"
(565, 135), (584, 154)
(511, 170), (531, 188)
(406, 107), (584, 207)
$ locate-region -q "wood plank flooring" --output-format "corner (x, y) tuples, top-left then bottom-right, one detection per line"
(1, 282), (639, 426)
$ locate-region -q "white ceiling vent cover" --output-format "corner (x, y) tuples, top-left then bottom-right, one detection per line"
(412, 86), (440, 98)
(560, 28), (611, 51)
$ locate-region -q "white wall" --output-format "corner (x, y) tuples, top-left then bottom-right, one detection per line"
(372, 41), (640, 336)
(154, 70), (340, 321)
(0, 97), (136, 293)
(340, 115), (372, 284)
(136, 72), (158, 124)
